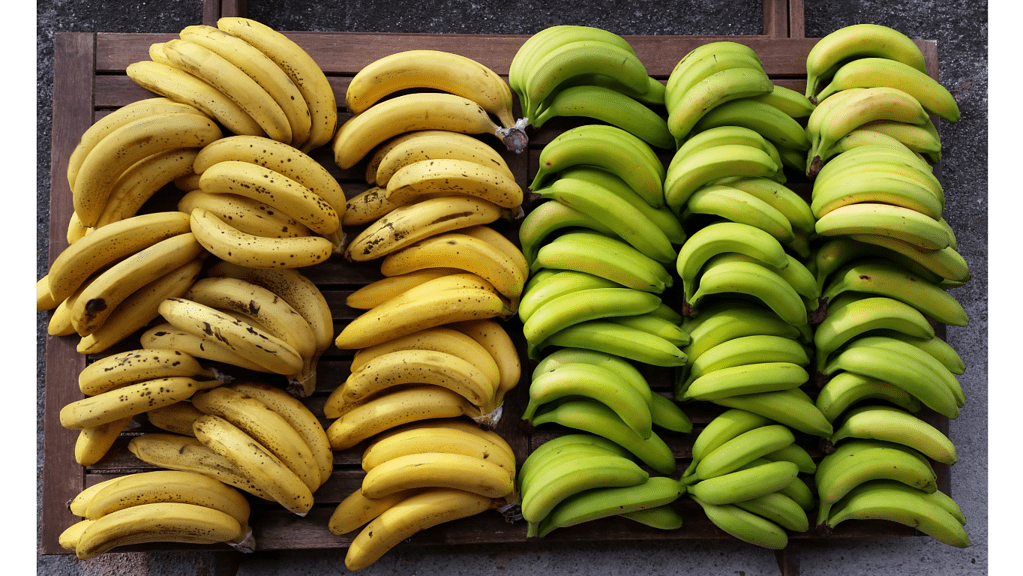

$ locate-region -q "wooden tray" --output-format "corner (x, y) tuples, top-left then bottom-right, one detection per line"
(40, 0), (951, 572)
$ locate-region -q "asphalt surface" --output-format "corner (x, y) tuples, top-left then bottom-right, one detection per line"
(35, 1), (990, 574)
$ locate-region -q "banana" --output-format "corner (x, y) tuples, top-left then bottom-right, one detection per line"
(522, 286), (662, 352)
(689, 97), (812, 152)
(532, 347), (655, 409)
(663, 146), (781, 215)
(815, 57), (959, 122)
(192, 413), (314, 514)
(859, 118), (943, 161)
(140, 323), (275, 373)
(448, 318), (522, 408)
(686, 255), (808, 327)
(361, 420), (515, 475)
(361, 451), (514, 500)
(751, 83), (817, 118)
(812, 87), (930, 161)
(813, 295), (936, 371)
(188, 208), (335, 269)
(126, 60), (265, 138)
(216, 17), (337, 152)
(345, 488), (497, 572)
(822, 258), (969, 327)
(37, 274), (59, 311)
(521, 39), (650, 122)
(351, 326), (501, 387)
(60, 376), (219, 430)
(732, 491), (809, 534)
(804, 23), (927, 100)
(816, 371), (923, 423)
(814, 439), (937, 525)
(692, 497), (789, 550)
(384, 157), (523, 209)
(347, 49), (516, 129)
(607, 312), (689, 346)
(535, 476), (684, 538)
(681, 184), (796, 244)
(344, 195), (507, 262)
(884, 331), (966, 375)
(530, 124), (665, 208)
(158, 296), (305, 375)
(927, 488), (968, 526)
(689, 459), (800, 506)
(342, 186), (400, 226)
(667, 66), (775, 142)
(812, 147), (941, 199)
(665, 42), (764, 111)
(686, 409), (775, 480)
(523, 361), (654, 439)
(822, 479), (970, 547)
(94, 148), (199, 227)
(517, 200), (617, 265)
(341, 349), (498, 410)
(649, 393), (694, 434)
(557, 166), (688, 245)
(810, 172), (944, 220)
(846, 333), (965, 406)
(531, 230), (672, 294)
(71, 112), (222, 227)
(519, 451), (650, 527)
(192, 134), (347, 222)
(46, 211), (192, 303)
(532, 176), (676, 263)
(332, 92), (525, 170)
(518, 434), (636, 493)
(75, 417), (133, 466)
(328, 488), (420, 536)
(345, 268), (463, 310)
(849, 234), (970, 284)
(325, 385), (482, 451)
(190, 386), (323, 492)
(532, 84), (674, 149)
(540, 319), (688, 368)
(812, 235), (940, 291)
(680, 361), (809, 402)
(179, 24), (312, 148)
(711, 388), (834, 438)
(82, 469), (251, 527)
(72, 501), (243, 560)
(369, 130), (514, 187)
(828, 404), (957, 465)
(126, 433), (272, 499)
(146, 401), (204, 436)
(682, 302), (808, 365)
(178, 189), (313, 239)
(161, 38), (292, 143)
(822, 344), (960, 420)
(78, 347), (215, 396)
(763, 442), (817, 475)
(683, 335), (810, 387)
(818, 126), (920, 163)
(518, 270), (620, 322)
(59, 519), (92, 552)
(671, 125), (773, 170)
(529, 397), (677, 475)
(687, 424), (796, 483)
(676, 220), (792, 299)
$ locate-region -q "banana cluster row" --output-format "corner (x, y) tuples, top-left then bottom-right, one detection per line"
(140, 261), (333, 397)
(39, 211), (207, 354)
(683, 411), (817, 549)
(518, 433), (685, 539)
(330, 418), (516, 570)
(665, 41), (813, 179)
(333, 49), (527, 172)
(126, 381), (333, 516)
(128, 18), (337, 152)
(510, 25), (672, 150)
(60, 470), (254, 559)
(177, 134), (348, 268)
(805, 23), (957, 172)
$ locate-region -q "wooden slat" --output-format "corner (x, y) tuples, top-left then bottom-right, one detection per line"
(764, 0), (790, 37)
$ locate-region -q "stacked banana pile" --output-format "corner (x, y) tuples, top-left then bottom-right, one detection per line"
(126, 381), (333, 516)
(330, 418), (517, 570)
(141, 262), (334, 397)
(60, 470), (254, 559)
(680, 412), (816, 549)
(509, 25), (672, 150)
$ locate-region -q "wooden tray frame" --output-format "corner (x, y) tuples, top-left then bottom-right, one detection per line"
(40, 1), (951, 573)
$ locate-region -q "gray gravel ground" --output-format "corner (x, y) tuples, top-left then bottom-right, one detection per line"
(34, 1), (992, 574)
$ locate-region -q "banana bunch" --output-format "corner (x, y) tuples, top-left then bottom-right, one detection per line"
(39, 212), (207, 354)
(128, 19), (337, 151)
(60, 470), (254, 559)
(329, 418), (516, 570)
(804, 23), (957, 172)
(682, 410), (817, 549)
(664, 41), (813, 175)
(142, 261), (334, 397)
(508, 25), (663, 135)
(517, 433), (685, 538)
(182, 134), (347, 262)
(333, 48), (528, 171)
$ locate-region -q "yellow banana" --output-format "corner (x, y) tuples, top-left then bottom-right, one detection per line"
(94, 148), (199, 227)
(74, 417), (133, 466)
(188, 207), (335, 269)
(385, 157), (524, 209)
(60, 376), (220, 430)
(369, 129), (514, 187)
(177, 189), (313, 239)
